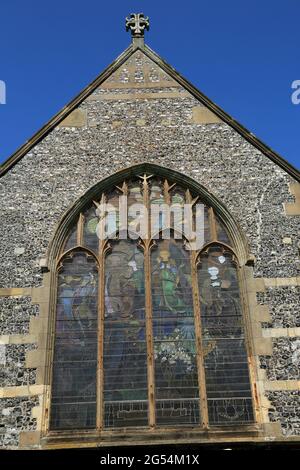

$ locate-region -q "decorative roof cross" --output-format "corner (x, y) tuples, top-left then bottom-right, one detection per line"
(126, 13), (150, 38)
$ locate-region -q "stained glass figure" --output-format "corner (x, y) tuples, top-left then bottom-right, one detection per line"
(198, 245), (254, 425)
(151, 239), (200, 426)
(103, 240), (148, 428)
(50, 251), (98, 430)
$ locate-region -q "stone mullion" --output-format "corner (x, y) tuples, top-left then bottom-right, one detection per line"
(208, 207), (217, 241)
(96, 194), (107, 431)
(144, 242), (156, 428)
(185, 190), (209, 428)
(141, 174), (156, 428)
(190, 251), (209, 428)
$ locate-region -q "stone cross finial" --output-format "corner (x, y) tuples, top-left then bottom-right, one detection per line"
(126, 13), (150, 38)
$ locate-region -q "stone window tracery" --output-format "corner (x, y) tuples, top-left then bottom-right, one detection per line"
(49, 174), (254, 431)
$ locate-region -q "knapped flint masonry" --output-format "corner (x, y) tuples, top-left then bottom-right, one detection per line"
(0, 13), (299, 450)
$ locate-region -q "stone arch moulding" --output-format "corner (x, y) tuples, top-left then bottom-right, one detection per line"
(32, 162), (275, 448)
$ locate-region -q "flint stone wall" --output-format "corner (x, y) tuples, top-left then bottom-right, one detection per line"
(267, 391), (300, 437)
(0, 49), (299, 446)
(0, 296), (39, 335)
(257, 287), (300, 328)
(0, 397), (38, 448)
(260, 337), (300, 381)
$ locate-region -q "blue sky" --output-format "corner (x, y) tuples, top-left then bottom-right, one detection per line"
(0, 0), (299, 169)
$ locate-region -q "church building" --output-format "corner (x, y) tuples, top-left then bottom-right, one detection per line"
(0, 14), (300, 450)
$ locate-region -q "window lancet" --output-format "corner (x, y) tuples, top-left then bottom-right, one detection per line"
(198, 246), (254, 425)
(51, 251), (98, 430)
(103, 240), (148, 428)
(49, 174), (254, 432)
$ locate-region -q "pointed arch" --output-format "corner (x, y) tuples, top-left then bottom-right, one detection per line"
(50, 249), (99, 430)
(45, 164), (256, 433)
(197, 243), (255, 425)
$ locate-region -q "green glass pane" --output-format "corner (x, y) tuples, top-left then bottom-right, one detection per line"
(151, 239), (200, 426)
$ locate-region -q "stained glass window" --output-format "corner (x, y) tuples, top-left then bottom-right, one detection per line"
(50, 174), (255, 432)
(63, 224), (77, 252)
(103, 240), (148, 428)
(152, 239), (200, 426)
(83, 207), (99, 253)
(198, 246), (254, 425)
(50, 251), (98, 430)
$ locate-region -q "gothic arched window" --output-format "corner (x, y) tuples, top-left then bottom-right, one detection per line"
(49, 174), (255, 431)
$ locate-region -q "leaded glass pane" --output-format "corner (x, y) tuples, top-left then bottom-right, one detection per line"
(63, 224), (77, 252)
(149, 178), (164, 205)
(203, 206), (210, 244)
(127, 181), (144, 238)
(106, 188), (121, 237)
(151, 239), (200, 426)
(83, 206), (99, 253)
(150, 178), (165, 235)
(103, 240), (148, 428)
(170, 187), (185, 237)
(216, 216), (232, 245)
(50, 251), (98, 430)
(198, 246), (254, 426)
